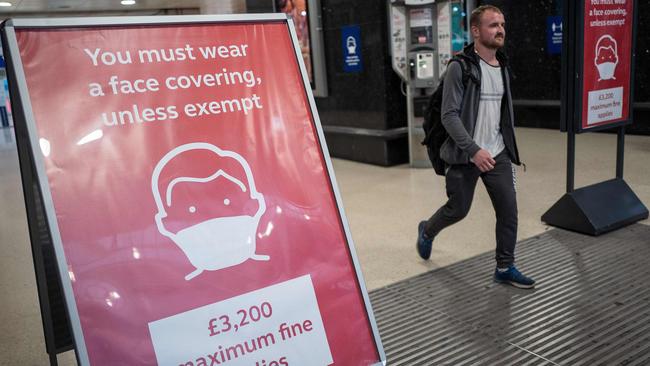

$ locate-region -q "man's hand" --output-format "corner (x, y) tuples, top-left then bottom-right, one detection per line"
(472, 149), (496, 172)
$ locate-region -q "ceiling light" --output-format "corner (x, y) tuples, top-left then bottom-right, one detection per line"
(0, 2), (13, 7)
(121, 0), (136, 5)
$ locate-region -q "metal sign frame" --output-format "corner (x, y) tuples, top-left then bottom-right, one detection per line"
(560, 0), (639, 191)
(572, 0), (638, 134)
(544, 0), (647, 236)
(2, 14), (385, 366)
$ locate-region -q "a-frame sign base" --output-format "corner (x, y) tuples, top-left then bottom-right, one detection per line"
(542, 178), (648, 236)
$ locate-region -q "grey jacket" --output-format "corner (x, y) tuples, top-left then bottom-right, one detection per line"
(439, 43), (521, 166)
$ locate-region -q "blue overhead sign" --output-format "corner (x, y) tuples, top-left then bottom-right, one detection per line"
(342, 25), (363, 73)
(547, 16), (563, 55)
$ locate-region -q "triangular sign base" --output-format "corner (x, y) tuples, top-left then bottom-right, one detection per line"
(542, 178), (648, 236)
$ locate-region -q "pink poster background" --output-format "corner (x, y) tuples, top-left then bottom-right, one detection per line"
(581, 0), (634, 129)
(17, 22), (379, 365)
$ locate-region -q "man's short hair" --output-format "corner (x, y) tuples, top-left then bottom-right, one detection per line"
(470, 5), (503, 28)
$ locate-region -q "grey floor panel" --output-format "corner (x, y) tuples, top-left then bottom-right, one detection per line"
(369, 224), (650, 365)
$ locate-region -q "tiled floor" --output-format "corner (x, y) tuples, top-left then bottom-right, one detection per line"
(0, 126), (648, 365)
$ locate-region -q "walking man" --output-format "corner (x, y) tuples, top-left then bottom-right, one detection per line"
(416, 5), (535, 289)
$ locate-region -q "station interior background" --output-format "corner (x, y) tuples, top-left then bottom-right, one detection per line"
(0, 0), (648, 365)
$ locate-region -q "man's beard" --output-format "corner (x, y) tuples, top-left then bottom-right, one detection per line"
(483, 34), (504, 49)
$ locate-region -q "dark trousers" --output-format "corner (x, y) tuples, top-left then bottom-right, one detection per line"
(424, 151), (517, 268)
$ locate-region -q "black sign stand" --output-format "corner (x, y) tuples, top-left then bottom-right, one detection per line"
(542, 0), (648, 235)
(1, 23), (77, 366)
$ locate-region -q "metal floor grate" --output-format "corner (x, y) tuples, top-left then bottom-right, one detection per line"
(369, 224), (650, 366)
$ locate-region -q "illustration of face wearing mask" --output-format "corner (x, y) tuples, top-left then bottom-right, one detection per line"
(595, 34), (618, 81)
(346, 36), (357, 54)
(151, 143), (269, 281)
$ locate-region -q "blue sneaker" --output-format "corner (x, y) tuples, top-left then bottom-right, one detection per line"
(494, 265), (535, 289)
(416, 221), (433, 260)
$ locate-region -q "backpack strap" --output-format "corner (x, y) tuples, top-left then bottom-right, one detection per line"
(446, 56), (479, 91)
(454, 56), (479, 86)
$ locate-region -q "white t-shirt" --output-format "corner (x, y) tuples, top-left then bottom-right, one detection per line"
(473, 58), (506, 159)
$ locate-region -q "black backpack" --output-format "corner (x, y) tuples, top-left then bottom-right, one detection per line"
(421, 56), (475, 175)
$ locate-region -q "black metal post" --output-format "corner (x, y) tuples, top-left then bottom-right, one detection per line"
(616, 126), (625, 179)
(567, 129), (575, 193)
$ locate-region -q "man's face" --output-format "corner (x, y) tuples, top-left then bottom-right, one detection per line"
(473, 10), (506, 49)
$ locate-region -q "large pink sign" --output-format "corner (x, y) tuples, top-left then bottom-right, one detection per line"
(581, 0), (634, 130)
(12, 18), (381, 365)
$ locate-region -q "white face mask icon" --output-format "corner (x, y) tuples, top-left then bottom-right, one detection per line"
(152, 143), (269, 281)
(346, 36), (357, 54)
(594, 34), (618, 81)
